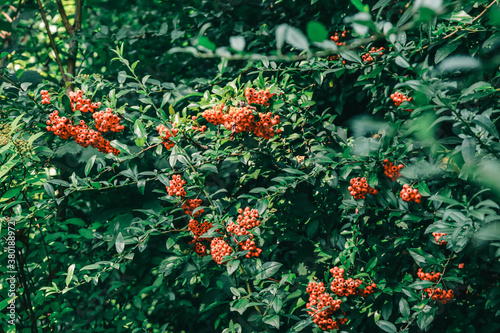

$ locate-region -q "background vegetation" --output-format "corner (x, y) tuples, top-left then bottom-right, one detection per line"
(1, 0), (500, 332)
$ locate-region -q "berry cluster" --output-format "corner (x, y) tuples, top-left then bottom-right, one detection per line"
(210, 238), (233, 265)
(306, 281), (347, 331)
(417, 268), (441, 282)
(399, 184), (422, 203)
(0, 123), (11, 146)
(202, 104), (281, 140)
(432, 232), (447, 246)
(362, 46), (385, 63)
(40, 90), (51, 105)
(166, 174), (186, 197)
(383, 159), (404, 181)
(188, 218), (213, 243)
(330, 266), (376, 297)
(46, 111), (120, 155)
(193, 242), (207, 256)
(390, 91), (413, 110)
(69, 90), (101, 113)
(329, 31), (347, 63)
(348, 177), (378, 200)
(330, 30), (346, 46)
(157, 124), (178, 150)
(423, 287), (454, 304)
(226, 207), (262, 258)
(182, 199), (204, 217)
(245, 88), (276, 105)
(93, 109), (125, 132)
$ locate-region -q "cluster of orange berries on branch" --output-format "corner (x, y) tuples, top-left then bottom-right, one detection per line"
(188, 218), (213, 244)
(330, 30), (346, 45)
(93, 109), (125, 133)
(182, 199), (204, 217)
(157, 124), (178, 150)
(330, 266), (377, 297)
(383, 159), (404, 181)
(245, 88), (275, 105)
(348, 177), (378, 200)
(362, 46), (385, 63)
(202, 104), (281, 140)
(423, 287), (454, 304)
(400, 184), (422, 203)
(210, 238), (233, 265)
(69, 90), (101, 113)
(46, 110), (120, 155)
(306, 281), (347, 331)
(432, 232), (448, 246)
(166, 174), (186, 197)
(191, 116), (207, 133)
(226, 207), (262, 258)
(390, 91), (413, 112)
(417, 268), (441, 282)
(193, 242), (207, 256)
(40, 90), (51, 105)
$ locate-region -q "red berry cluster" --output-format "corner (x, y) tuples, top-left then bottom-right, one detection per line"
(423, 287), (454, 304)
(182, 199), (204, 217)
(40, 90), (51, 105)
(46, 110), (120, 155)
(417, 268), (441, 282)
(330, 266), (376, 297)
(193, 242), (207, 256)
(69, 90), (101, 113)
(362, 46), (385, 63)
(330, 30), (346, 46)
(432, 232), (447, 245)
(306, 281), (347, 331)
(245, 88), (276, 105)
(210, 238), (233, 265)
(400, 184), (422, 203)
(226, 207), (262, 258)
(166, 174), (186, 197)
(188, 218), (213, 243)
(348, 177), (378, 200)
(157, 124), (178, 150)
(93, 108), (125, 132)
(383, 159), (404, 181)
(202, 104), (281, 140)
(329, 31), (347, 63)
(390, 91), (413, 108)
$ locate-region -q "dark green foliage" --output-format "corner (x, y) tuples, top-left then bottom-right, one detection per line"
(1, 0), (500, 332)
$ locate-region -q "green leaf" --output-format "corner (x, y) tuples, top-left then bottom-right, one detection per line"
(230, 36), (245, 52)
(227, 259), (240, 275)
(85, 155), (97, 176)
(262, 314), (280, 329)
(133, 119), (147, 139)
(350, 0), (367, 12)
(110, 140), (131, 155)
(437, 56), (482, 74)
(66, 264), (75, 287)
(339, 49), (362, 63)
(395, 55), (410, 68)
(417, 312), (434, 331)
(376, 320), (397, 333)
(408, 249), (426, 266)
(306, 21), (328, 42)
(0, 297), (15, 312)
(461, 137), (476, 163)
(62, 94), (72, 113)
(277, 24), (309, 51)
(78, 229), (94, 240)
(399, 298), (410, 319)
(115, 232), (125, 254)
(435, 43), (459, 64)
(198, 36), (216, 51)
(255, 262), (282, 280)
(473, 114), (499, 139)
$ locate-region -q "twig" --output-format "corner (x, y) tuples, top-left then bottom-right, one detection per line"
(35, 0), (68, 83)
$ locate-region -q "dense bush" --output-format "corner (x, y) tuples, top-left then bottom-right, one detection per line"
(1, 0), (500, 332)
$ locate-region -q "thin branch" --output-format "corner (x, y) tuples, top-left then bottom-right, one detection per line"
(35, 0), (68, 82)
(55, 0), (73, 34)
